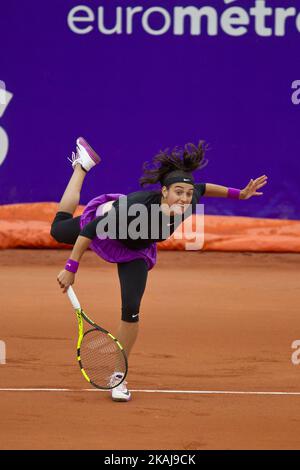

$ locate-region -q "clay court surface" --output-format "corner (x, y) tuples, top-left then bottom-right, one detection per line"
(0, 249), (300, 450)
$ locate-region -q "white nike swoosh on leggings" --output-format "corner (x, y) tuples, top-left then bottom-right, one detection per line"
(132, 314), (139, 318)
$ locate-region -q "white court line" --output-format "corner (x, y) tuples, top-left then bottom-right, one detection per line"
(0, 388), (300, 396)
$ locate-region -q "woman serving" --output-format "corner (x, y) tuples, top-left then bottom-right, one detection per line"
(51, 137), (267, 402)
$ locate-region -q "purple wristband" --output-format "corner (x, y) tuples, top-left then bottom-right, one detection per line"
(65, 259), (79, 274)
(228, 188), (241, 200)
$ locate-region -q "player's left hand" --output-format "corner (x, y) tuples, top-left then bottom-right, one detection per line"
(240, 175), (268, 200)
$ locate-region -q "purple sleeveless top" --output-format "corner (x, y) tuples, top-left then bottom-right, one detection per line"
(80, 193), (157, 271)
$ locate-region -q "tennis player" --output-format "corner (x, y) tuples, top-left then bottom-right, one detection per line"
(51, 137), (267, 402)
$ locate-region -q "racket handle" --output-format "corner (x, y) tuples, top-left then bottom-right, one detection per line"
(67, 286), (81, 310)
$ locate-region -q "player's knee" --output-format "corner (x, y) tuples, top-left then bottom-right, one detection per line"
(121, 305), (140, 323)
(50, 224), (64, 243)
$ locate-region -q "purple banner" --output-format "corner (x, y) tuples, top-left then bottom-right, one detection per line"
(0, 0), (299, 219)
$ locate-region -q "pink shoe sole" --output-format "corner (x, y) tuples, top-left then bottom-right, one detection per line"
(77, 137), (101, 165)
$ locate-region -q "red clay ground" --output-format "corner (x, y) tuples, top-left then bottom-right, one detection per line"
(0, 249), (300, 450)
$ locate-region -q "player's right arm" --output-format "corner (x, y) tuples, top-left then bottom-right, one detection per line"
(57, 236), (92, 293)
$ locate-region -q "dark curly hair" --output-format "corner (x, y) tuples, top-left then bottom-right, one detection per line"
(139, 140), (209, 188)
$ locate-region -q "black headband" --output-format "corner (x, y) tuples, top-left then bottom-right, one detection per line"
(161, 171), (195, 188)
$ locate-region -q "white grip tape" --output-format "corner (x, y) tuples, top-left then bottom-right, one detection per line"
(67, 286), (81, 310)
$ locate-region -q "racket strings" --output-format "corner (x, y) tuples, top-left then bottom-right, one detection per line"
(80, 329), (127, 388)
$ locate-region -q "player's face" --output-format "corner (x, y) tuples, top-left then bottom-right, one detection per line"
(164, 183), (194, 215)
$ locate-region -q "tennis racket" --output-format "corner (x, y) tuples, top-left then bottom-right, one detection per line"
(67, 286), (128, 390)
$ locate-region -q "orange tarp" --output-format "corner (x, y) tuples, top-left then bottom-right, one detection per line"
(0, 203), (300, 252)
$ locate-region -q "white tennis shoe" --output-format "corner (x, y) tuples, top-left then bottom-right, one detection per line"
(68, 137), (101, 172)
(110, 372), (131, 402)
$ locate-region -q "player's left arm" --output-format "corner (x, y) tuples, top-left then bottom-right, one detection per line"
(203, 175), (268, 200)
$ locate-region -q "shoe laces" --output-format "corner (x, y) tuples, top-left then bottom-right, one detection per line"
(110, 373), (127, 390)
(67, 150), (80, 165)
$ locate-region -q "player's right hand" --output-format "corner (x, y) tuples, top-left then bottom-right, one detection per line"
(57, 269), (75, 294)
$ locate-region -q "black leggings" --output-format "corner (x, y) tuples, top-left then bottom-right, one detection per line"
(51, 212), (148, 323)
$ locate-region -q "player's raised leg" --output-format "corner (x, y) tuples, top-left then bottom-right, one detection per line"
(59, 137), (101, 215)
